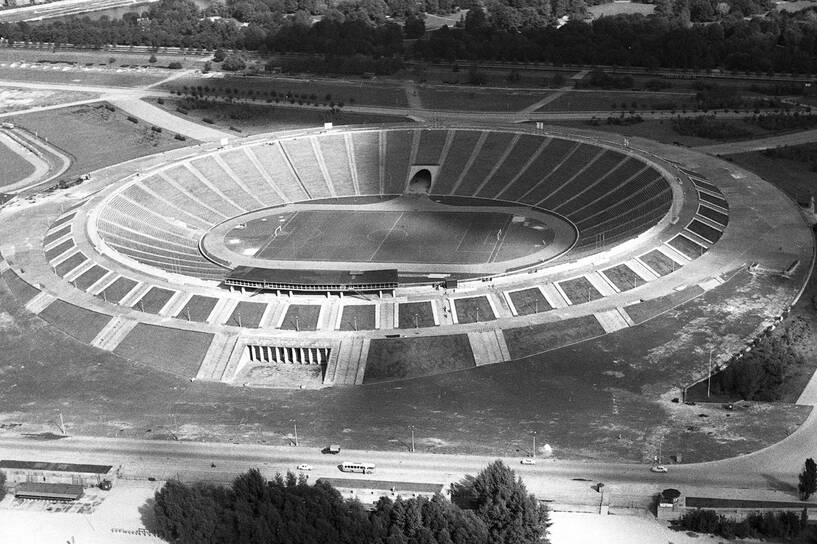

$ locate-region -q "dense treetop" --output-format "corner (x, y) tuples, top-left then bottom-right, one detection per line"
(152, 461), (550, 544)
(1, 0), (816, 74)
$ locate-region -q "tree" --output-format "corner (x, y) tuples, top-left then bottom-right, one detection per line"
(453, 460), (551, 544)
(0, 470), (5, 501)
(149, 54), (157, 63)
(221, 54), (246, 71)
(212, 48), (226, 62)
(799, 458), (817, 500)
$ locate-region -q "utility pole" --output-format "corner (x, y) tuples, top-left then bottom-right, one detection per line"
(410, 426), (415, 453)
(58, 411), (65, 435)
(707, 349), (713, 398)
(532, 431), (536, 459)
(293, 422), (298, 447)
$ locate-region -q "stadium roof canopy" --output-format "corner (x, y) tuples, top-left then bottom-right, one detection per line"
(224, 267), (398, 294)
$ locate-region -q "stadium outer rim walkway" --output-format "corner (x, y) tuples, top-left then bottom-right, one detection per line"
(0, 123), (810, 390)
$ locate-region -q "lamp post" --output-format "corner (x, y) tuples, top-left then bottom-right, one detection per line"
(409, 425), (415, 453)
(532, 431), (536, 459)
(293, 421), (298, 447)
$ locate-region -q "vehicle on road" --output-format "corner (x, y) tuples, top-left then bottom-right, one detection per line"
(650, 465), (668, 473)
(520, 458), (536, 465)
(98, 479), (112, 490)
(322, 444), (341, 454)
(296, 464), (313, 471)
(340, 461), (375, 474)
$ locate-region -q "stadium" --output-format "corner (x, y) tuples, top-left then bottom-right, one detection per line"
(0, 123), (811, 391)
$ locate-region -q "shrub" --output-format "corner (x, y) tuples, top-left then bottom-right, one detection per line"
(126, 116), (138, 123)
(221, 55), (246, 72)
(167, 61), (182, 69)
(174, 134), (186, 141)
(202, 118), (214, 124)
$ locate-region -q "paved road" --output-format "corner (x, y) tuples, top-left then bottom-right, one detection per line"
(694, 128), (817, 155)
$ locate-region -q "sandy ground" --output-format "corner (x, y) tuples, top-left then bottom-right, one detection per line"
(0, 481), (163, 544)
(550, 511), (743, 544)
(0, 87), (96, 114)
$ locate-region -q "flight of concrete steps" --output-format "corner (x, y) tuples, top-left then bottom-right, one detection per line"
(323, 337), (370, 386)
(196, 333), (239, 381)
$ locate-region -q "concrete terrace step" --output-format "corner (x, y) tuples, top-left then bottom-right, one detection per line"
(325, 337), (369, 386)
(593, 309), (631, 334)
(91, 316), (138, 351)
(196, 333), (239, 382)
(468, 329), (510, 366)
(25, 291), (56, 314)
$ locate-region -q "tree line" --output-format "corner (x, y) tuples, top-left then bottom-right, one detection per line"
(1, 0), (817, 75)
(152, 460), (551, 544)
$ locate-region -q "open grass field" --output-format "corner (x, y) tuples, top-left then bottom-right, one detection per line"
(0, 87), (97, 114)
(134, 286), (174, 314)
(38, 299), (110, 344)
(625, 286), (706, 325)
(12, 103), (191, 180)
(364, 335), (475, 383)
(1, 269), (39, 302)
(0, 63), (166, 88)
(668, 234), (707, 259)
(0, 260), (808, 462)
(113, 323), (212, 377)
(0, 140), (34, 187)
(231, 208), (554, 265)
(150, 97), (411, 136)
(72, 264), (107, 291)
(175, 295), (218, 323)
(398, 301), (435, 329)
(453, 296), (495, 323)
(589, 1), (655, 17)
(339, 305), (376, 331)
(98, 276), (136, 303)
(505, 315), (606, 359)
(602, 264), (646, 292)
(168, 76), (409, 108)
(44, 239), (74, 261)
(417, 86), (548, 112)
(726, 149), (817, 202)
(53, 252), (86, 276)
(558, 276), (603, 304)
(508, 287), (551, 315)
(538, 90), (697, 112)
(225, 301), (266, 328)
(280, 304), (320, 331)
(639, 249), (678, 276)
(0, 46), (209, 70)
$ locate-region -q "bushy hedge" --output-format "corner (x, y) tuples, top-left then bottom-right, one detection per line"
(678, 508), (809, 540)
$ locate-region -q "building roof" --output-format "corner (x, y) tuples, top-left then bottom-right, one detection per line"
(0, 459), (112, 474)
(225, 267), (398, 291)
(317, 478), (444, 494)
(15, 482), (84, 500)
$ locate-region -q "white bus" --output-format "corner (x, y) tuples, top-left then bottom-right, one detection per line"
(340, 461), (375, 474)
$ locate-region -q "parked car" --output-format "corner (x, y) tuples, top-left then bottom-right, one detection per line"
(520, 458), (536, 465)
(296, 464), (313, 471)
(650, 465), (668, 473)
(322, 444), (341, 454)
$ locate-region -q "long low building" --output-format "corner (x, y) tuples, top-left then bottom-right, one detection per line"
(13, 482), (84, 501)
(0, 459), (113, 486)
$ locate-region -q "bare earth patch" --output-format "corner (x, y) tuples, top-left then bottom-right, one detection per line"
(0, 87), (97, 114)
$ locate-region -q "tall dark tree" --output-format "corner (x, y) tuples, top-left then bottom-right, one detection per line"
(799, 458), (817, 500)
(452, 460), (550, 544)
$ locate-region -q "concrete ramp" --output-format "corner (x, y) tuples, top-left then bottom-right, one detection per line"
(91, 316), (138, 351)
(25, 291), (56, 314)
(594, 309), (631, 334)
(324, 337), (370, 385)
(196, 333), (239, 381)
(468, 329), (511, 366)
(111, 98), (231, 142)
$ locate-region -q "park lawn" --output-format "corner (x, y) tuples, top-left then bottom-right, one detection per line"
(418, 85), (549, 112)
(547, 119), (767, 147)
(13, 103), (191, 180)
(175, 295), (218, 323)
(398, 301), (435, 329)
(0, 139), (34, 187)
(135, 286), (175, 314)
(0, 87), (97, 114)
(167, 75), (409, 108)
(508, 287), (552, 316)
(589, 1), (654, 17)
(453, 296), (495, 323)
(558, 277), (603, 305)
(148, 97), (411, 135)
(339, 305), (376, 331)
(537, 90), (697, 112)
(0, 47), (210, 69)
(0, 64), (166, 87)
(726, 149), (817, 202)
(364, 334), (475, 383)
(280, 304), (320, 331)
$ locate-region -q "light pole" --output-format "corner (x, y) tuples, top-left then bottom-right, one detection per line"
(293, 421), (298, 447)
(532, 431), (536, 459)
(707, 349), (713, 398)
(409, 425), (415, 453)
